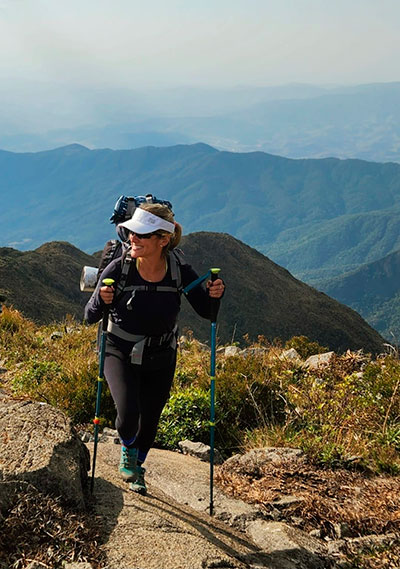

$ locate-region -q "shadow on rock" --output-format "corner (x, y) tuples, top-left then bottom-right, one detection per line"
(149, 493), (261, 561)
(89, 477), (124, 544)
(144, 493), (333, 569)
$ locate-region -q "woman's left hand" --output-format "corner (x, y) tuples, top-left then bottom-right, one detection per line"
(207, 278), (225, 299)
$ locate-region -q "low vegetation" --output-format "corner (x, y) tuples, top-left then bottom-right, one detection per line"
(1, 306), (400, 472)
(1, 306), (400, 567)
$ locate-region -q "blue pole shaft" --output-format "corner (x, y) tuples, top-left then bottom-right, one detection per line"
(209, 320), (217, 516)
(90, 328), (107, 493)
(208, 268), (220, 516)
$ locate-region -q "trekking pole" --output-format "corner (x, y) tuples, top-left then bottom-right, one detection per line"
(209, 268), (221, 516)
(90, 278), (114, 494)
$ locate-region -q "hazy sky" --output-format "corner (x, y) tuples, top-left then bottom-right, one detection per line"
(0, 0), (399, 90)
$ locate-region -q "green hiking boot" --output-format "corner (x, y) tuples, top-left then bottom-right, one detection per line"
(119, 446), (138, 482)
(129, 465), (147, 495)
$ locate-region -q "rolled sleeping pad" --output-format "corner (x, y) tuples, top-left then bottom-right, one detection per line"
(80, 266), (99, 292)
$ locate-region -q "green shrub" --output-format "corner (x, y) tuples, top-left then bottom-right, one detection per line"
(13, 360), (63, 391)
(280, 355), (400, 471)
(156, 386), (210, 450)
(6, 315), (115, 426)
(284, 335), (328, 359)
(0, 307), (42, 364)
(12, 357), (115, 426)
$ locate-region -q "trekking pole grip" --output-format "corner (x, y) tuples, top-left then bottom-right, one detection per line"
(102, 278), (115, 331)
(209, 268), (221, 323)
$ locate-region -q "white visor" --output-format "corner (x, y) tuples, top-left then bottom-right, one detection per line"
(118, 207), (175, 235)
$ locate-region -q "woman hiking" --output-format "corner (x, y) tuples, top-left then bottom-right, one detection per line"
(85, 202), (225, 495)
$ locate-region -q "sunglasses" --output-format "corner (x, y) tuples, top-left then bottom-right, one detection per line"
(130, 231), (161, 240)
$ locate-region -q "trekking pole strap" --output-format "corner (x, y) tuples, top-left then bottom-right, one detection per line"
(182, 270), (211, 295)
(183, 267), (221, 297)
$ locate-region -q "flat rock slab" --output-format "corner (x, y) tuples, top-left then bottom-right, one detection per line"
(90, 443), (258, 569)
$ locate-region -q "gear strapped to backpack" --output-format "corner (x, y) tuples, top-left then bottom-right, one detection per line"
(96, 194), (173, 286)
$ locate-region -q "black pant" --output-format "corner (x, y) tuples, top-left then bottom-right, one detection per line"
(104, 343), (176, 457)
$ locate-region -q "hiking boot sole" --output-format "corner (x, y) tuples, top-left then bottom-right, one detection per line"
(129, 482), (147, 495)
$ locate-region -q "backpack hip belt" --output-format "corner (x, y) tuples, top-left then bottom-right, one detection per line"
(107, 321), (177, 365)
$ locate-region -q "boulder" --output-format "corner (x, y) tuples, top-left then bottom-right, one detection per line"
(99, 427), (120, 444)
(178, 440), (224, 464)
(179, 336), (210, 352)
(280, 348), (302, 361)
(50, 331), (63, 340)
(223, 345), (241, 357)
(304, 352), (335, 370)
(0, 399), (90, 513)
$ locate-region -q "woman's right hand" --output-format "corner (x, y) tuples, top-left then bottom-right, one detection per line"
(100, 285), (114, 305)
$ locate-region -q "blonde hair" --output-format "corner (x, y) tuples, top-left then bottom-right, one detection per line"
(139, 203), (182, 255)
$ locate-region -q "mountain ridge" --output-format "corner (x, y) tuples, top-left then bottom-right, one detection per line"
(0, 233), (384, 354)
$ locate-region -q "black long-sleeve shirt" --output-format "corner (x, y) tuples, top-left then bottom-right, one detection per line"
(84, 251), (216, 347)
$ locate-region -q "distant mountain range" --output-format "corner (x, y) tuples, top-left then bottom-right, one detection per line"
(1, 82), (399, 163)
(318, 249), (400, 342)
(1, 142), (400, 286)
(0, 235), (384, 354)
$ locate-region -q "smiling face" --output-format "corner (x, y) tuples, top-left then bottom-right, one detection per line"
(129, 231), (171, 260)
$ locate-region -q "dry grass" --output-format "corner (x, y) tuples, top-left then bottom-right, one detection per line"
(217, 458), (400, 537)
(0, 483), (105, 569)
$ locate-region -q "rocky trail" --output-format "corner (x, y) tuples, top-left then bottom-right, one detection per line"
(4, 396), (396, 569)
(89, 441), (331, 569)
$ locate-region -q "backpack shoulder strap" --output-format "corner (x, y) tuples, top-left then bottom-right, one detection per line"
(114, 247), (185, 301)
(96, 239), (122, 284)
(115, 246), (133, 298)
(170, 248), (185, 291)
